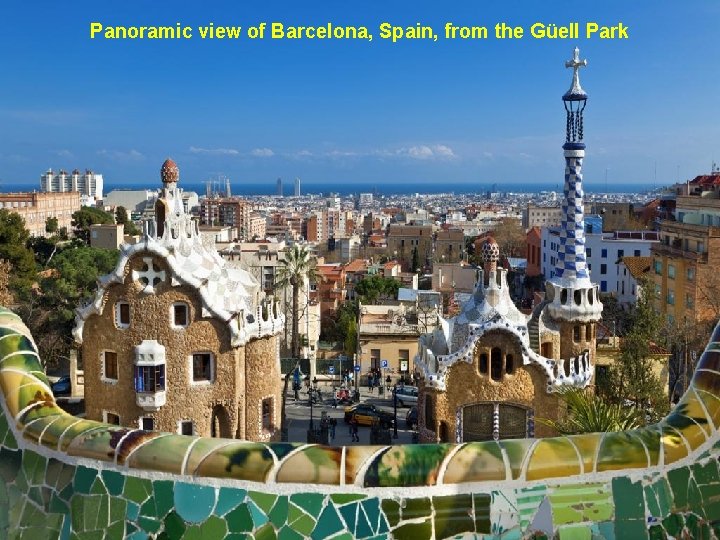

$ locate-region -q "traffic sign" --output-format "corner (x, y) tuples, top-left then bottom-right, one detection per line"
(381, 359), (389, 368)
(328, 366), (335, 374)
(354, 365), (361, 372)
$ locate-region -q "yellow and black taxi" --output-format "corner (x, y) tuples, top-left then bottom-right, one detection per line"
(344, 403), (395, 428)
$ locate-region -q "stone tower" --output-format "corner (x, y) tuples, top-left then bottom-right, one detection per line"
(545, 48), (603, 361)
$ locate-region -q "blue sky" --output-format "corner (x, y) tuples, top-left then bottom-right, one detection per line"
(1, 1), (718, 189)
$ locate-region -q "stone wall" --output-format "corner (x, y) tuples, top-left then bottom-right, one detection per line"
(2, 306), (720, 539)
(424, 330), (561, 441)
(82, 254), (243, 437)
(244, 336), (281, 442)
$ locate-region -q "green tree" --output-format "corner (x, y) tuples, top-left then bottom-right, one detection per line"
(0, 260), (13, 306)
(71, 207), (114, 243)
(0, 209), (36, 295)
(354, 275), (400, 305)
(115, 205), (140, 236)
(411, 246), (419, 272)
(323, 301), (358, 357)
(45, 216), (58, 235)
(491, 217), (526, 259)
(39, 245), (120, 331)
(17, 244), (119, 371)
(600, 277), (670, 421)
(539, 388), (644, 435)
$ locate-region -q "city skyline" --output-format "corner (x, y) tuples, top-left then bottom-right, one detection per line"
(1, 1), (718, 187)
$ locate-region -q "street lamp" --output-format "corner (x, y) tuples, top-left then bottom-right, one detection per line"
(392, 384), (398, 438)
(309, 381), (314, 431)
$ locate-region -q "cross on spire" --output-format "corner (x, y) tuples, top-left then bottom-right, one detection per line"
(565, 47), (587, 97)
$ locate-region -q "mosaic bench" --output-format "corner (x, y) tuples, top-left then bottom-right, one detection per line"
(0, 306), (719, 539)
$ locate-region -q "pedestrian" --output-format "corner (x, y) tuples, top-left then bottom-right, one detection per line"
(385, 375), (391, 393)
(367, 373), (373, 393)
(400, 374), (406, 388)
(330, 418), (336, 440)
(351, 418), (359, 442)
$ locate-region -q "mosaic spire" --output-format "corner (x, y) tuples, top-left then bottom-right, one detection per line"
(554, 47), (590, 286)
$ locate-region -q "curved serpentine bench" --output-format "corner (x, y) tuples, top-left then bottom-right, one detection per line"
(1, 306), (719, 539)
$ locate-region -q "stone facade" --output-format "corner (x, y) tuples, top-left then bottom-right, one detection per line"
(75, 159), (283, 443)
(421, 332), (562, 442)
(415, 50), (601, 444)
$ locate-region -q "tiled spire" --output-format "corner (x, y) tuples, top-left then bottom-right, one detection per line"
(554, 47), (590, 286)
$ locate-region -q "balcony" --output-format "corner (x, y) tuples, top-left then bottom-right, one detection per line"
(359, 322), (421, 336)
(136, 390), (166, 411)
(651, 244), (708, 262)
(134, 340), (167, 412)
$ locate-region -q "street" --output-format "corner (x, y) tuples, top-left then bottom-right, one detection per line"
(284, 382), (417, 446)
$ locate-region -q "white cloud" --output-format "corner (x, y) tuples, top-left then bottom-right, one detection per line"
(397, 144), (457, 160)
(52, 149), (74, 158)
(250, 148), (274, 157)
(325, 150), (359, 158)
(189, 146), (240, 156)
(97, 149), (144, 161)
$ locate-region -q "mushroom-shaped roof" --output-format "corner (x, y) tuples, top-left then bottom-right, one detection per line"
(161, 158), (179, 184)
(481, 237), (500, 263)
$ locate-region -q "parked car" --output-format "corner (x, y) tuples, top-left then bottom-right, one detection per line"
(406, 406), (418, 430)
(344, 404), (395, 428)
(394, 386), (418, 407)
(51, 376), (71, 397)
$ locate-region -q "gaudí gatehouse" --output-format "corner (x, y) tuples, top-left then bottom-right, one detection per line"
(0, 49), (718, 539)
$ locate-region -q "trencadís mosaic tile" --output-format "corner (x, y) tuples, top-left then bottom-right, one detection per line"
(2, 305), (720, 538)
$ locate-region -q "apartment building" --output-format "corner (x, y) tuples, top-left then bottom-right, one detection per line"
(0, 191), (80, 237)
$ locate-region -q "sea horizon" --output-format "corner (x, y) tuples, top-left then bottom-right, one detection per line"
(0, 179), (665, 197)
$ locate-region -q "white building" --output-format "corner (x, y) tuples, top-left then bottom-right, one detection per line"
(359, 193), (373, 207)
(541, 227), (660, 294)
(522, 204), (564, 230)
(41, 169), (103, 206)
(335, 235), (361, 262)
(104, 189), (157, 215)
(617, 256), (651, 307)
(219, 241), (321, 362)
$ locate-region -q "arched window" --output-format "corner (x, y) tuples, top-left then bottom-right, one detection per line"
(573, 325), (581, 342)
(490, 347), (502, 381)
(586, 324), (592, 341)
(479, 353), (488, 375)
(155, 200), (166, 238)
(424, 395), (436, 432)
(506, 354), (514, 375)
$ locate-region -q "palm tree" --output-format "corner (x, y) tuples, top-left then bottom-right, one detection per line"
(539, 387), (644, 435)
(276, 244), (320, 358)
(275, 244), (320, 440)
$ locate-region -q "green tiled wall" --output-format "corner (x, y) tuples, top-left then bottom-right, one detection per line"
(1, 306), (720, 538)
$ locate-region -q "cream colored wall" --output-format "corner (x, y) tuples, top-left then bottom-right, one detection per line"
(420, 331), (561, 442)
(358, 336), (419, 375)
(81, 254), (279, 442)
